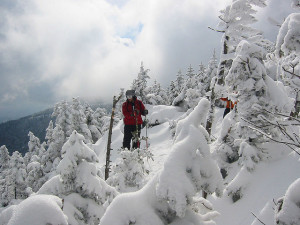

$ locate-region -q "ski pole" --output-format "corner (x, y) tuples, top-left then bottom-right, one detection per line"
(145, 114), (149, 151)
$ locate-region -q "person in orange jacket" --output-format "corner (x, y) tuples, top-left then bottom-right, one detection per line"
(220, 97), (237, 118)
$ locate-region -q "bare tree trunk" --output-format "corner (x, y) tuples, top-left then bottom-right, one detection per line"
(217, 35), (229, 85)
(206, 78), (217, 136)
(105, 94), (122, 180)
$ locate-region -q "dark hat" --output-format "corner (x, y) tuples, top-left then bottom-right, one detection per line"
(126, 90), (135, 96)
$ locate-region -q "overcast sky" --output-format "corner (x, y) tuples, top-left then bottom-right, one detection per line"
(0, 0), (297, 122)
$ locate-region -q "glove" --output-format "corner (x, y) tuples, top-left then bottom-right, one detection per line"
(142, 120), (147, 128)
(142, 109), (148, 116)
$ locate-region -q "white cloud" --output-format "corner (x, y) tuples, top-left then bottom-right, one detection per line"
(0, 0), (295, 121)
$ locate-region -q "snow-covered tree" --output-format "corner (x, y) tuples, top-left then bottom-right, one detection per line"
(175, 69), (185, 94)
(0, 145), (10, 172)
(52, 100), (72, 141)
(42, 122), (65, 176)
(70, 97), (93, 143)
(275, 178), (300, 225)
(3, 151), (28, 205)
(26, 155), (45, 193)
(173, 65), (202, 109)
(107, 149), (150, 193)
(39, 131), (117, 225)
(93, 107), (111, 135)
(169, 70), (185, 106)
(212, 107), (239, 178)
(100, 99), (223, 225)
(85, 106), (102, 143)
(223, 40), (293, 202)
(204, 50), (218, 93)
(226, 40), (277, 155)
(131, 62), (150, 102)
(275, 13), (300, 115)
(0, 146), (10, 207)
(25, 132), (45, 162)
(216, 0), (267, 85)
(146, 80), (169, 105)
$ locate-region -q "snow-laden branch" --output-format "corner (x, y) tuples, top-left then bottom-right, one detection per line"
(241, 117), (300, 156)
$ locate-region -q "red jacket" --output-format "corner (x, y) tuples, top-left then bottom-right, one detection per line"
(122, 98), (145, 125)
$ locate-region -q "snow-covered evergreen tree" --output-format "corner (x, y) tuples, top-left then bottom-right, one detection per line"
(93, 107), (111, 134)
(70, 97), (93, 143)
(204, 50), (218, 93)
(100, 99), (223, 225)
(223, 40), (293, 202)
(173, 65), (203, 109)
(216, 0), (267, 85)
(212, 107), (239, 179)
(24, 131), (43, 165)
(175, 69), (185, 94)
(3, 151), (28, 205)
(42, 122), (65, 176)
(0, 145), (10, 172)
(0, 146), (10, 207)
(168, 70), (184, 106)
(131, 62), (150, 102)
(167, 80), (176, 105)
(275, 12), (300, 115)
(52, 100), (72, 141)
(39, 131), (117, 225)
(107, 148), (150, 193)
(26, 155), (45, 193)
(146, 80), (168, 105)
(85, 106), (102, 143)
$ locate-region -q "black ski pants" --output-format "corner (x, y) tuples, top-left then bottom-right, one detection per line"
(223, 108), (231, 118)
(123, 124), (141, 150)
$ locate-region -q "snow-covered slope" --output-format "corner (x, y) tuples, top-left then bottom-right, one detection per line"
(93, 104), (300, 225)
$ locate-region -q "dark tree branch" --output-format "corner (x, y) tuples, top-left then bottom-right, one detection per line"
(251, 212), (266, 225)
(282, 67), (300, 79)
(208, 26), (225, 33)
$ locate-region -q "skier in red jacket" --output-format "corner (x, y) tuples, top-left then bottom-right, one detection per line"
(122, 90), (148, 149)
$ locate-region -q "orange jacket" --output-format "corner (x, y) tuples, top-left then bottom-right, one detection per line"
(220, 98), (236, 109)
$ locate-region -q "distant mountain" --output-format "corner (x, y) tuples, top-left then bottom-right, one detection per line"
(0, 108), (53, 155)
(0, 102), (112, 156)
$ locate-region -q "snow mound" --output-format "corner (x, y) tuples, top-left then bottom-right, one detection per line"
(0, 194), (67, 225)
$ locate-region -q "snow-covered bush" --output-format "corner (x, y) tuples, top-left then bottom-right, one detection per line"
(275, 178), (300, 225)
(107, 148), (151, 193)
(0, 194), (67, 225)
(100, 99), (223, 225)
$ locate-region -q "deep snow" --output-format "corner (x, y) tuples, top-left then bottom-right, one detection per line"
(93, 104), (300, 225)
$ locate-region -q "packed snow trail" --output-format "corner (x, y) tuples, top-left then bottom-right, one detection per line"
(93, 104), (185, 175)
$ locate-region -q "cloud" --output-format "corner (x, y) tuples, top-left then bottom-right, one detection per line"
(0, 0), (295, 121)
